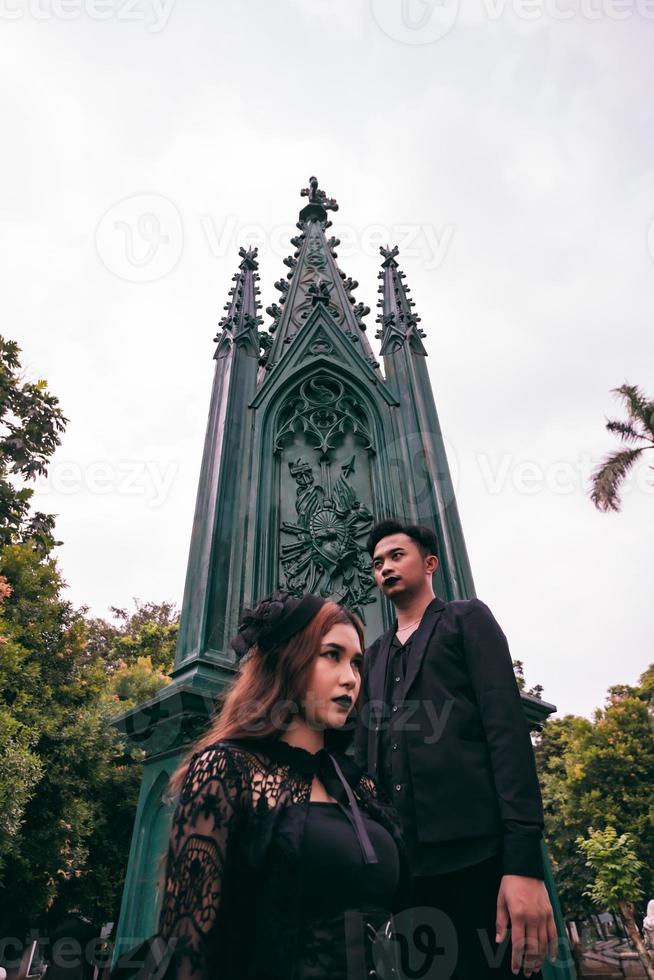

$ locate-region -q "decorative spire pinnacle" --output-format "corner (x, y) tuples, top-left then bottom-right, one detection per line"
(213, 246), (264, 360)
(298, 175), (340, 225)
(375, 245), (427, 357)
(300, 175), (339, 212)
(258, 179), (380, 375)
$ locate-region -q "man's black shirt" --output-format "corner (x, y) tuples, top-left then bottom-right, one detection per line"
(356, 598), (546, 881)
(377, 630), (501, 875)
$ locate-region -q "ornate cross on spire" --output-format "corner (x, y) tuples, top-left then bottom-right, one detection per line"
(380, 245), (400, 266)
(300, 176), (339, 213)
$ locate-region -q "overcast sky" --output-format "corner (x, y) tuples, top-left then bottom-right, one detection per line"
(3, 0), (653, 720)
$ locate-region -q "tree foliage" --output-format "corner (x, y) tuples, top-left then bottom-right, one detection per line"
(0, 541), (178, 933)
(577, 826), (643, 909)
(513, 659), (544, 699)
(83, 600), (179, 675)
(578, 827), (654, 980)
(535, 666), (654, 918)
(590, 383), (654, 512)
(108, 656), (171, 707)
(0, 337), (67, 555)
(0, 334), (180, 933)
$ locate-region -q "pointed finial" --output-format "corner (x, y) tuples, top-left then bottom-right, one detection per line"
(238, 245), (259, 270)
(380, 245), (400, 267)
(300, 176), (339, 213)
(377, 244), (427, 356)
(213, 245), (263, 360)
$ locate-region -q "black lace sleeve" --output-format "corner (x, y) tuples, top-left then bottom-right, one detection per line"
(158, 744), (243, 980)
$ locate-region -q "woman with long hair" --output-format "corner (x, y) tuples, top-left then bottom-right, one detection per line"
(157, 591), (411, 980)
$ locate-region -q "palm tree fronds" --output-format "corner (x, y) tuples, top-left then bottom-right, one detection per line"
(604, 419), (646, 444)
(590, 448), (643, 512)
(611, 384), (654, 436)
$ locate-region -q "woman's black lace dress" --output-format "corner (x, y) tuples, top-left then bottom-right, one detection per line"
(158, 736), (412, 980)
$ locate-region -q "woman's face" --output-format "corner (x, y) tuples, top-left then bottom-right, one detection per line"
(302, 621), (363, 730)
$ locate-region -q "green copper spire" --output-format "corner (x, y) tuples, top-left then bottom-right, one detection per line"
(173, 245), (264, 682)
(261, 177), (379, 375)
(376, 244), (428, 356)
(214, 245), (264, 360)
(375, 243), (475, 600)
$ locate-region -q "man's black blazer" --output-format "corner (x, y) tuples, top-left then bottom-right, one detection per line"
(353, 596), (545, 878)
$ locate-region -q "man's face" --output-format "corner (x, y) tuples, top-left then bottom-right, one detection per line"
(371, 532), (437, 600)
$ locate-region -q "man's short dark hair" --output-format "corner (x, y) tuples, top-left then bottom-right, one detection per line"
(366, 520), (439, 560)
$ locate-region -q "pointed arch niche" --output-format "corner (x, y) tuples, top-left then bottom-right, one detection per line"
(247, 359), (399, 641)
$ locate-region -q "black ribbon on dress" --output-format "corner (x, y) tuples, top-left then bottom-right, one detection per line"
(250, 736), (380, 867)
(320, 751), (379, 866)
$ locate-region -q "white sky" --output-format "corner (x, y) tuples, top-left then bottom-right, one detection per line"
(3, 0), (653, 720)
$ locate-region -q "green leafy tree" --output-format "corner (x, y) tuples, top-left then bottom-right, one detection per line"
(513, 659), (525, 690)
(535, 671), (654, 918)
(0, 543), (109, 928)
(0, 336), (67, 554)
(513, 659), (544, 699)
(637, 664), (654, 705)
(0, 538), (178, 932)
(590, 383), (654, 512)
(536, 714), (596, 914)
(0, 574), (43, 876)
(0, 335), (68, 882)
(0, 335), (179, 932)
(578, 827), (654, 980)
(108, 655), (171, 708)
(83, 600), (179, 674)
(74, 608), (176, 920)
(0, 716), (42, 869)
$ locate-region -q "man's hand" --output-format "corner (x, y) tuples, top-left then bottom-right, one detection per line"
(496, 875), (558, 976)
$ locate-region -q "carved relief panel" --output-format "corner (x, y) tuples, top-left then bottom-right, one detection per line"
(274, 375), (381, 626)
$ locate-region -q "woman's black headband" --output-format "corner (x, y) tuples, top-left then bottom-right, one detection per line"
(230, 592), (327, 659)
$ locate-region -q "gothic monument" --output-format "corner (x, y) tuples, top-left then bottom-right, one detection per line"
(112, 178), (573, 980)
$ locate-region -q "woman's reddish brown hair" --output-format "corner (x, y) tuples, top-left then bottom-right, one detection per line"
(169, 600), (364, 797)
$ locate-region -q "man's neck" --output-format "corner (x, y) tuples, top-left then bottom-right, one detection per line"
(393, 590), (436, 631)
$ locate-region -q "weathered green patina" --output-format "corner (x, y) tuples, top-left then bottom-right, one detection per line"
(111, 179), (575, 979)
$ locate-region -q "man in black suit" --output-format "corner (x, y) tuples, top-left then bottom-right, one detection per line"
(354, 520), (557, 980)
